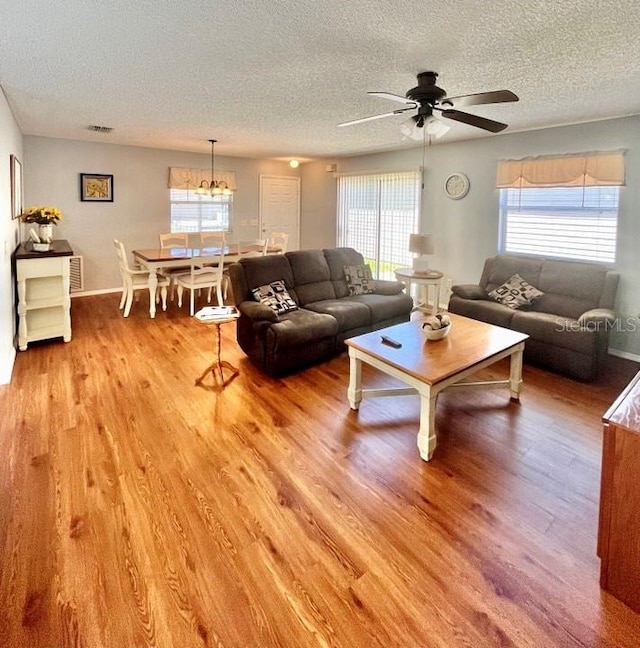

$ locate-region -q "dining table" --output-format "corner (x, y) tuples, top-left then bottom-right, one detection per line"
(132, 244), (278, 318)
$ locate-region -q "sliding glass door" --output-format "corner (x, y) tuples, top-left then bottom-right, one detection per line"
(337, 172), (420, 280)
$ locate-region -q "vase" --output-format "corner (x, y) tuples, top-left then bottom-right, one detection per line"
(38, 223), (54, 243)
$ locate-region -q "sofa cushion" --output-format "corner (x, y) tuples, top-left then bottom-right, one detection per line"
(252, 280), (297, 314)
(287, 249), (336, 305)
(268, 308), (338, 347)
(324, 247), (366, 298)
(488, 274), (544, 310)
(511, 311), (597, 355)
(239, 255), (295, 299)
(448, 295), (515, 329)
(343, 264), (375, 295)
(305, 299), (372, 332)
(481, 255), (543, 293)
(346, 292), (415, 324)
(532, 260), (609, 319)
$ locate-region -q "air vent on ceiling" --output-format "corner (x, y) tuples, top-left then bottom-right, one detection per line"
(87, 125), (113, 133)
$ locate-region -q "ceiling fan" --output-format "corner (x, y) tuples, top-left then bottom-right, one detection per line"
(338, 71), (519, 137)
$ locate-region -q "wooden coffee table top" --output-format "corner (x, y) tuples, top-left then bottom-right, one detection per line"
(345, 313), (528, 385)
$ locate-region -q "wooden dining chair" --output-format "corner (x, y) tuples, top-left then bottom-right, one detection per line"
(175, 253), (226, 316)
(113, 239), (169, 317)
(268, 232), (289, 254)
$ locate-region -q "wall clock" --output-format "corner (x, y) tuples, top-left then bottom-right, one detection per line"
(444, 173), (470, 200)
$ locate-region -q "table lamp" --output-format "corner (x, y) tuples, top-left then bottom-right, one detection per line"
(409, 234), (434, 273)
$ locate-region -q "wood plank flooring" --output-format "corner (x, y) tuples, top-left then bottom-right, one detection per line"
(1, 293), (640, 647)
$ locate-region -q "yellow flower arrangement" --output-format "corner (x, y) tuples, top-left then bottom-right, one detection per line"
(21, 206), (63, 225)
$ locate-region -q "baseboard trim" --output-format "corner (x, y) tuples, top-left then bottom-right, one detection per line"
(71, 287), (121, 298)
(608, 348), (640, 363)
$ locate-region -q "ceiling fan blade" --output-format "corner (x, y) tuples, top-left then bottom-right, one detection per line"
(442, 90), (519, 108)
(368, 92), (417, 106)
(439, 109), (508, 133)
(338, 107), (414, 128)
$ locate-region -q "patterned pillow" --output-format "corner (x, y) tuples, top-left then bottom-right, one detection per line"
(344, 264), (375, 296)
(251, 280), (297, 314)
(488, 274), (544, 310)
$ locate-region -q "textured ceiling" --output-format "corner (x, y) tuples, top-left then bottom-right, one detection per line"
(1, 0), (639, 159)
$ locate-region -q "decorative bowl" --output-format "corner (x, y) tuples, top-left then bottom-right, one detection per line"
(33, 242), (51, 252)
(422, 323), (451, 340)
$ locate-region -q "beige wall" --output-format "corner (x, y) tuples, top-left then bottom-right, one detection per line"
(23, 137), (300, 292)
(0, 88), (23, 383)
(300, 116), (640, 357)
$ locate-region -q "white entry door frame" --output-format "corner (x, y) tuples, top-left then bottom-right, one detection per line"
(259, 175), (300, 251)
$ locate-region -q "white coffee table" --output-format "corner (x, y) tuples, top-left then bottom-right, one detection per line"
(345, 313), (528, 461)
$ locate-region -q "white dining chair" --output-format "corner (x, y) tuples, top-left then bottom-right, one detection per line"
(268, 232), (289, 254)
(200, 231), (230, 298)
(238, 239), (268, 258)
(175, 253), (226, 316)
(159, 232), (190, 300)
(199, 231), (226, 250)
(159, 232), (189, 249)
(113, 239), (169, 317)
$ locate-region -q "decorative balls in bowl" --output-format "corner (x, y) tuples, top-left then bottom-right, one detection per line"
(421, 313), (452, 340)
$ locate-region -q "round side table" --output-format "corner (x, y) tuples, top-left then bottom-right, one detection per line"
(194, 309), (241, 388)
(394, 267), (444, 315)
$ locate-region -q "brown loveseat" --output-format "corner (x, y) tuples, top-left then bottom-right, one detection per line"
(228, 248), (413, 376)
(448, 254), (619, 380)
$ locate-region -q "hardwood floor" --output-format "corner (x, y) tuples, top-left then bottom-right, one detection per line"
(1, 293), (639, 647)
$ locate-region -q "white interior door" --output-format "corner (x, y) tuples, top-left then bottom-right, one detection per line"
(259, 176), (300, 251)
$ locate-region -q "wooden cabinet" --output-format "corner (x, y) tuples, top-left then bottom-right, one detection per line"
(598, 371), (640, 613)
(14, 240), (73, 351)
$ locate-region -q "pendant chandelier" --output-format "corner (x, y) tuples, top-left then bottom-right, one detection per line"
(196, 138), (232, 196)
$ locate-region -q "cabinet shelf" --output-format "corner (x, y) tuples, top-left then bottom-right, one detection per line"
(14, 240), (73, 351)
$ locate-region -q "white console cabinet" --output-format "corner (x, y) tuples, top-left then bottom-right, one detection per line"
(14, 240), (73, 351)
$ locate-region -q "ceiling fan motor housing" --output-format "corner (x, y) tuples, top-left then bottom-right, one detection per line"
(406, 71), (447, 105)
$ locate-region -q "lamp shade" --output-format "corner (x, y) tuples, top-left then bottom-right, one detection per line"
(409, 234), (435, 255)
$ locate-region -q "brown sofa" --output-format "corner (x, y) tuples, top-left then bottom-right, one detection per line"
(448, 254), (619, 380)
(228, 247), (413, 376)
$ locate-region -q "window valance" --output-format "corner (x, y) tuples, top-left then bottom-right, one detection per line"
(168, 167), (237, 191)
(496, 151), (625, 188)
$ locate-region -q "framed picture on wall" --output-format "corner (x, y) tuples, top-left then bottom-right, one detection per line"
(80, 173), (113, 202)
(10, 154), (23, 219)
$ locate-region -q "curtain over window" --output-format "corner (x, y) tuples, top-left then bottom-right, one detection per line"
(497, 152), (624, 264)
(168, 167), (237, 191)
(337, 171), (420, 280)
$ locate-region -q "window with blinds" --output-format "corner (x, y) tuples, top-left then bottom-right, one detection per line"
(499, 186), (619, 263)
(337, 172), (420, 280)
(169, 188), (233, 233)
(496, 152), (624, 264)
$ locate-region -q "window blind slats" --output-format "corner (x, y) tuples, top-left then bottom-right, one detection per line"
(337, 172), (419, 280)
(170, 188), (233, 233)
(500, 186), (618, 263)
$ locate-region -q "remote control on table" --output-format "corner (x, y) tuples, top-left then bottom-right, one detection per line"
(381, 335), (402, 348)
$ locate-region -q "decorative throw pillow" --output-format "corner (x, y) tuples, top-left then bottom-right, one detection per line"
(344, 264), (375, 296)
(488, 274), (544, 310)
(251, 280), (297, 314)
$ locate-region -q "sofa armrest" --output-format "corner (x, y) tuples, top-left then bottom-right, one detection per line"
(578, 308), (616, 330)
(238, 300), (279, 322)
(374, 280), (405, 295)
(451, 284), (488, 300)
